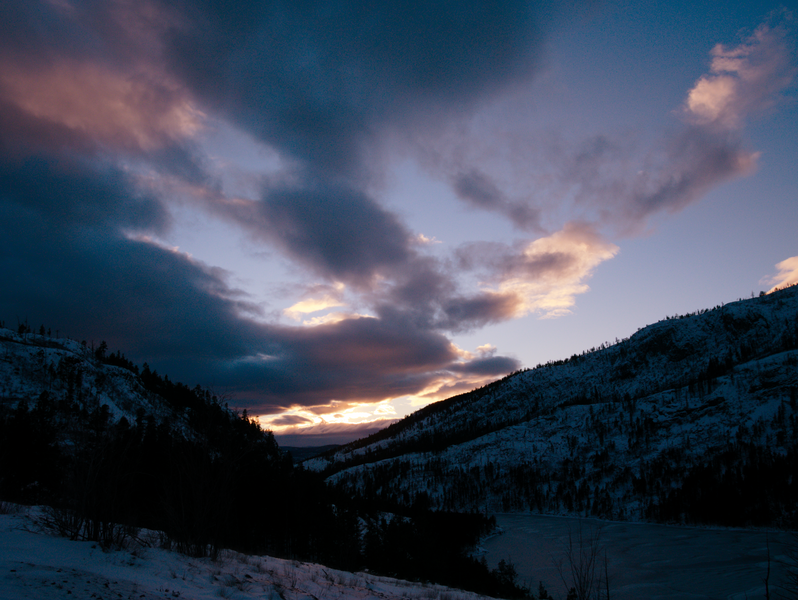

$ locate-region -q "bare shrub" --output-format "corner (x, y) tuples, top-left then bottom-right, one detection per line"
(775, 532), (798, 600)
(31, 505), (136, 549)
(555, 521), (610, 600)
(0, 500), (22, 514)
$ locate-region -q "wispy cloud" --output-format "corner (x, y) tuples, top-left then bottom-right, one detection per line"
(683, 16), (796, 129)
(414, 13), (795, 238)
(764, 256), (798, 292)
(456, 223), (619, 318)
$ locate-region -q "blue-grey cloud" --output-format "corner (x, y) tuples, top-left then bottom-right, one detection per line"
(257, 180), (412, 285)
(453, 169), (541, 230)
(448, 354), (521, 376)
(163, 0), (545, 174)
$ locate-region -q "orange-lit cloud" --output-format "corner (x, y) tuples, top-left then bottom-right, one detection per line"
(415, 233), (442, 245)
(765, 256), (798, 293)
(0, 60), (203, 151)
(298, 312), (375, 326)
(284, 284), (347, 321)
(465, 223), (619, 319)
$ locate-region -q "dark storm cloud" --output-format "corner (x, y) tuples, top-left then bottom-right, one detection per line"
(0, 155), (169, 233)
(368, 258), (522, 333)
(437, 293), (523, 331)
(163, 0), (545, 174)
(0, 98), (95, 157)
(0, 1), (92, 59)
(274, 420), (397, 447)
(269, 415), (314, 427)
(256, 180), (412, 285)
(159, 0), (559, 287)
(217, 316), (463, 407)
(0, 158), (255, 362)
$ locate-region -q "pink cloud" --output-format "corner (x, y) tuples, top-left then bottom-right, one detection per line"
(0, 59), (203, 151)
(683, 17), (796, 130)
(459, 222), (619, 319)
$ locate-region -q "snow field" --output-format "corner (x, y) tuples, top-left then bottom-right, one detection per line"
(0, 508), (498, 600)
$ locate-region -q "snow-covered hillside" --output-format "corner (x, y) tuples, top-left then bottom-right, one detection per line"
(0, 328), (177, 426)
(0, 327), (515, 598)
(309, 286), (798, 525)
(0, 507), (493, 600)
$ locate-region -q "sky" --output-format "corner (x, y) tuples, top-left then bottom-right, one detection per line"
(1, 0), (796, 446)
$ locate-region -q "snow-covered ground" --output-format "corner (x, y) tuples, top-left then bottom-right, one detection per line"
(482, 514), (796, 600)
(0, 508), (493, 600)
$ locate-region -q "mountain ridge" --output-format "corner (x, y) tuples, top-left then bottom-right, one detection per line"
(307, 285), (798, 527)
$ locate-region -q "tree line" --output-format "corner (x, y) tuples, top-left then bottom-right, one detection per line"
(0, 338), (531, 598)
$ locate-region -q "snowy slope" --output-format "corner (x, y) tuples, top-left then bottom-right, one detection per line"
(0, 507), (494, 600)
(0, 328), (177, 426)
(309, 286), (798, 521)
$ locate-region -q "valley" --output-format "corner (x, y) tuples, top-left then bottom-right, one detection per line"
(2, 285), (797, 599)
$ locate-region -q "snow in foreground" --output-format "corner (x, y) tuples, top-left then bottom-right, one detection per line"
(0, 509), (492, 600)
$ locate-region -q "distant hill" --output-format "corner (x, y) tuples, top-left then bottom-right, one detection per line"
(283, 445), (342, 464)
(307, 285), (798, 528)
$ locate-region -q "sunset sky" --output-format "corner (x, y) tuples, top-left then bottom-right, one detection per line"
(1, 0), (796, 445)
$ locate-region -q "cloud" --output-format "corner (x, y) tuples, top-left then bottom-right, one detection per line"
(619, 14), (794, 228)
(221, 316), (462, 407)
(284, 284), (346, 321)
(268, 414), (313, 427)
(0, 1), (531, 414)
(437, 292), (524, 331)
(0, 59), (203, 152)
(625, 129), (758, 224)
(411, 14), (795, 238)
(448, 354), (521, 376)
(162, 0), (550, 175)
(255, 180), (413, 285)
(456, 222), (619, 318)
(272, 420), (398, 447)
(452, 168), (541, 230)
(0, 155), (521, 412)
(764, 256), (798, 292)
(415, 233), (441, 245)
(202, 177), (415, 287)
(9, 0), (791, 443)
(683, 17), (796, 129)
(0, 154), (169, 234)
